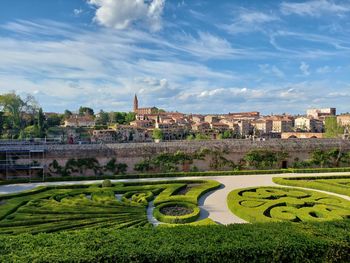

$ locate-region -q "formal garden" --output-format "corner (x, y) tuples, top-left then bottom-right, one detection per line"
(0, 174), (349, 262)
(0, 179), (220, 235)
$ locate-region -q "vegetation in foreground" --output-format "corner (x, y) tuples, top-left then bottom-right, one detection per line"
(0, 220), (349, 263)
(0, 179), (220, 234)
(227, 186), (350, 223)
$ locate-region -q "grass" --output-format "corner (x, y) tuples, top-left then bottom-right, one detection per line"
(0, 179), (220, 234)
(227, 186), (350, 223)
(273, 175), (350, 197)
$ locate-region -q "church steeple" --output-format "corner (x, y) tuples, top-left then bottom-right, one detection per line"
(133, 94), (138, 113)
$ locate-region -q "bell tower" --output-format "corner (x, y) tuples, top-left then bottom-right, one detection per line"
(133, 94), (138, 113)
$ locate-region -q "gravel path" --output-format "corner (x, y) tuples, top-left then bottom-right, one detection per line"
(0, 172), (349, 225)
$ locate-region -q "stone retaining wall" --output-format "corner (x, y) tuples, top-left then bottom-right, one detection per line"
(2, 139), (350, 174)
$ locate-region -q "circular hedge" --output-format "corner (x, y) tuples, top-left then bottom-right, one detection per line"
(153, 202), (200, 224)
(227, 186), (350, 223)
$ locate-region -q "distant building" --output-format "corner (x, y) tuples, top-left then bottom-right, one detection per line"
(133, 94), (159, 115)
(252, 119), (273, 134)
(294, 117), (324, 133)
(64, 115), (95, 127)
(307, 108), (336, 120)
(270, 116), (294, 133)
(337, 115), (350, 127)
(204, 115), (219, 124)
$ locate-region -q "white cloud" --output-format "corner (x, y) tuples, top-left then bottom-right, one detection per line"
(316, 66), (331, 74)
(176, 31), (244, 60)
(259, 64), (285, 78)
(280, 0), (350, 17)
(88, 0), (165, 31)
(299, 62), (310, 76)
(222, 10), (279, 35)
(73, 8), (83, 16)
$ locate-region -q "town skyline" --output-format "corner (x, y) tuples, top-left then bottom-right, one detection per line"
(1, 0), (350, 114)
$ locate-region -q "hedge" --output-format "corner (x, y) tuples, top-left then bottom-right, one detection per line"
(2, 166), (350, 186)
(227, 186), (350, 223)
(0, 179), (219, 234)
(273, 175), (350, 197)
(153, 202), (200, 224)
(0, 221), (349, 262)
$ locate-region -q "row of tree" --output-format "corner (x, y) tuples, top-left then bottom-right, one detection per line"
(0, 92), (136, 139)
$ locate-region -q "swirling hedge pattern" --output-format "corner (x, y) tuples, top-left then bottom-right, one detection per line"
(273, 176), (350, 197)
(0, 180), (220, 234)
(227, 187), (350, 223)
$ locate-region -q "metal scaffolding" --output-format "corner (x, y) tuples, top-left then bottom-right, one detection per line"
(0, 147), (45, 181)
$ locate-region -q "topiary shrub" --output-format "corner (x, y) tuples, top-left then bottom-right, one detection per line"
(101, 179), (112, 188)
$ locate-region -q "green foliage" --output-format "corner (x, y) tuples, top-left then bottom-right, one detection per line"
(244, 150), (288, 169)
(21, 125), (40, 138)
(0, 179), (219, 234)
(46, 113), (63, 127)
(95, 110), (109, 125)
(227, 186), (350, 223)
(0, 92), (38, 138)
(78, 106), (94, 116)
(153, 202), (200, 224)
(273, 175), (350, 197)
(310, 148), (350, 168)
(220, 130), (234, 139)
(37, 107), (45, 137)
(104, 158), (128, 174)
(101, 179), (112, 188)
(152, 128), (163, 140)
(324, 116), (344, 138)
(0, 221), (349, 262)
(63, 109), (72, 119)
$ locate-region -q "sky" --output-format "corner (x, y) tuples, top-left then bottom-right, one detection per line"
(0, 0), (350, 115)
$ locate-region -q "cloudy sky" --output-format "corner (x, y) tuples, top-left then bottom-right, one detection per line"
(0, 0), (350, 114)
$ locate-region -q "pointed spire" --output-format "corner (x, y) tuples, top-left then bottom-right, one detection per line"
(133, 94), (138, 113)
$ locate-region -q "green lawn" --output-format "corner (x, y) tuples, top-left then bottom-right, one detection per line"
(0, 179), (220, 234)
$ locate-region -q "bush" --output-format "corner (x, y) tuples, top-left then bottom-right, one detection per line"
(0, 221), (349, 262)
(101, 179), (112, 188)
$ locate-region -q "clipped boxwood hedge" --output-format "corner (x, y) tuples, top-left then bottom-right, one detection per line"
(273, 175), (350, 197)
(153, 201), (200, 224)
(0, 221), (349, 262)
(2, 167), (350, 186)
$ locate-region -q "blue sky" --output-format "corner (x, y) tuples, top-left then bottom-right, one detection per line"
(0, 0), (350, 114)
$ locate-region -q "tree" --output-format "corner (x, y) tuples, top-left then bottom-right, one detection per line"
(324, 116), (344, 138)
(46, 114), (63, 127)
(0, 92), (38, 137)
(195, 133), (210, 140)
(311, 149), (331, 168)
(63, 110), (72, 119)
(125, 112), (136, 124)
(244, 150), (285, 169)
(218, 130), (233, 140)
(37, 108), (45, 137)
(78, 106), (94, 116)
(0, 111), (3, 137)
(96, 110), (109, 125)
(152, 128), (163, 140)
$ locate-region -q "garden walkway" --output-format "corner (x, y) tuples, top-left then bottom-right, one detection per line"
(0, 172), (349, 225)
